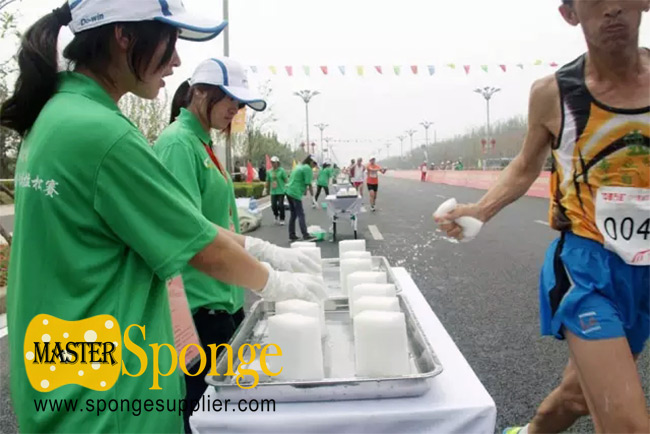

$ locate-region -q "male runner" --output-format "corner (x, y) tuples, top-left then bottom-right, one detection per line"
(437, 1), (650, 432)
(366, 156), (387, 211)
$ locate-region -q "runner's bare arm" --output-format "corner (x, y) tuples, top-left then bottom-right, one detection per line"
(189, 232), (268, 292)
(475, 76), (558, 222)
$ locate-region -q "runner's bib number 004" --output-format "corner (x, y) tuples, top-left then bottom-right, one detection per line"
(595, 187), (650, 266)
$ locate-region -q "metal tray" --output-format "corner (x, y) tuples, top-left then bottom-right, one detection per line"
(205, 259), (443, 402)
(320, 256), (396, 298)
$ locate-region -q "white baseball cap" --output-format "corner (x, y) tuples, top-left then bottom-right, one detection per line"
(68, 0), (228, 42)
(369, 156), (376, 161)
(189, 58), (267, 111)
(270, 156), (280, 163)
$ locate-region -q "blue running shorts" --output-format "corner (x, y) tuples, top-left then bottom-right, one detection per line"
(539, 232), (650, 354)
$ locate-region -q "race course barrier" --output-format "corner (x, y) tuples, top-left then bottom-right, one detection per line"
(387, 170), (551, 199)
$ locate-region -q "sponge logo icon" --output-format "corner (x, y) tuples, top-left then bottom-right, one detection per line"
(24, 314), (121, 392)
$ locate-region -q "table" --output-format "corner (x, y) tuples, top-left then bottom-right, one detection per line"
(191, 267), (496, 433)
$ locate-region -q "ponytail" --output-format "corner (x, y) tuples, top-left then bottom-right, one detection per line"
(170, 80), (191, 123)
(0, 3), (71, 137)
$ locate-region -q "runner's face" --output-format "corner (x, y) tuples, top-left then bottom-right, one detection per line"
(562, 0), (649, 51)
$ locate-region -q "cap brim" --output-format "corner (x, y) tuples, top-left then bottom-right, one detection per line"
(220, 85), (267, 111)
(155, 15), (228, 42)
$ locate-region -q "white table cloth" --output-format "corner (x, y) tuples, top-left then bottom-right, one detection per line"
(191, 267), (496, 433)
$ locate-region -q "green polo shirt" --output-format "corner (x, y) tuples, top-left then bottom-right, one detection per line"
(7, 72), (218, 434)
(316, 167), (333, 187)
(266, 167), (287, 195)
(285, 164), (313, 200)
(154, 109), (244, 315)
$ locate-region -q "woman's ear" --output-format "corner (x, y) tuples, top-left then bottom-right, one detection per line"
(113, 25), (131, 52)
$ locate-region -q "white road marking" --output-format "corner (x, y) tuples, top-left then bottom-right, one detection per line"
(368, 225), (384, 240)
(534, 220), (549, 226)
(0, 314), (7, 339)
(435, 194), (446, 199)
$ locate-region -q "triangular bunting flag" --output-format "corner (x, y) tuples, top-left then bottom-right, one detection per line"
(516, 63), (524, 69)
(463, 65), (471, 74)
(320, 66), (328, 75)
(357, 65), (364, 76)
(499, 64), (507, 72)
(534, 59), (543, 66)
(447, 63), (456, 69)
(393, 65), (401, 75)
(549, 62), (559, 68)
(292, 160), (297, 169)
(285, 66), (293, 76)
(375, 66), (383, 74)
(427, 65), (435, 75)
(265, 154), (272, 170)
(269, 65), (277, 75)
(250, 66), (258, 73)
(481, 65), (488, 73)
(303, 65), (310, 76)
(411, 65), (418, 75)
(338, 65), (346, 75)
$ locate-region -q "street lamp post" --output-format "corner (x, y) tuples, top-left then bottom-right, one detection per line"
(314, 123), (329, 163)
(420, 121), (434, 147)
(405, 129), (417, 153)
(474, 86), (500, 153)
(294, 90), (320, 156)
(385, 143), (391, 159)
(397, 135), (406, 158)
(223, 0), (233, 173)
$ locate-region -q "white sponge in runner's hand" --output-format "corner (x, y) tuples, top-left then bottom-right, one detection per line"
(433, 198), (484, 242)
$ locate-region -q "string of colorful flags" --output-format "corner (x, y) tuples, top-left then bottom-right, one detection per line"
(246, 61), (560, 77)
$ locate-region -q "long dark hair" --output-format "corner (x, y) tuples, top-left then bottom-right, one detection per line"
(169, 80), (227, 124)
(0, 3), (178, 137)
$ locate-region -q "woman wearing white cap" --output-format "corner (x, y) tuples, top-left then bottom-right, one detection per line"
(0, 3), (325, 433)
(266, 156), (288, 225)
(155, 57), (323, 431)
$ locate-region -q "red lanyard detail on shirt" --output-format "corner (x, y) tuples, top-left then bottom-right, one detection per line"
(202, 142), (227, 179)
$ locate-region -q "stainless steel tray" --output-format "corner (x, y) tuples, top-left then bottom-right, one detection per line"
(321, 256), (396, 298)
(205, 259), (443, 402)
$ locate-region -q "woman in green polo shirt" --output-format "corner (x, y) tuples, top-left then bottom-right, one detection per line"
(314, 162), (333, 202)
(0, 4), (325, 434)
(154, 57), (322, 432)
(266, 156), (288, 225)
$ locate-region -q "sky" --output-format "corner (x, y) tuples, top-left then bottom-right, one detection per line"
(4, 0), (650, 163)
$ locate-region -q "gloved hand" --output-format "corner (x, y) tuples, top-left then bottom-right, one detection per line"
(258, 263), (328, 303)
(245, 237), (322, 274)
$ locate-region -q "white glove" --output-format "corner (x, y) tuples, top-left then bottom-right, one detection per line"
(245, 237), (322, 274)
(258, 263), (328, 303)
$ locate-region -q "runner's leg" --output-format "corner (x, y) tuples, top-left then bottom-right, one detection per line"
(566, 332), (648, 433)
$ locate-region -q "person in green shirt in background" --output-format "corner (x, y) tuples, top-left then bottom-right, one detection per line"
(0, 4), (326, 433)
(332, 163), (341, 184)
(266, 156), (288, 225)
(315, 162), (333, 202)
(155, 57), (322, 432)
(285, 155), (319, 242)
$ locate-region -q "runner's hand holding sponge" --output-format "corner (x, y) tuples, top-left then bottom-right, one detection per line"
(433, 198), (484, 242)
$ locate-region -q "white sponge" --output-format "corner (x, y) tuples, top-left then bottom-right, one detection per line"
(433, 198), (483, 241)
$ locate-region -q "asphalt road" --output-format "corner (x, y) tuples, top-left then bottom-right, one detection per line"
(1, 176), (648, 433)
